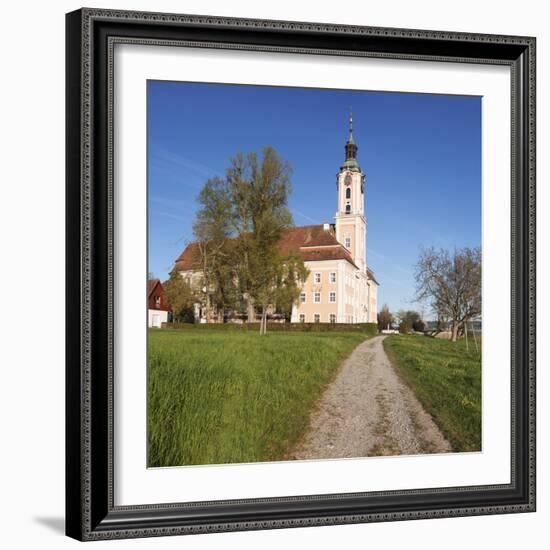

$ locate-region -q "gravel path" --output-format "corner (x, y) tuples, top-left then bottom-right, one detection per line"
(291, 335), (452, 460)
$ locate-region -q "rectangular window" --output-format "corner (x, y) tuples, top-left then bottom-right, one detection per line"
(155, 296), (161, 308)
(314, 314), (320, 323)
(330, 272), (337, 283)
(329, 291), (336, 303)
(345, 237), (351, 249)
(300, 292), (306, 303)
(329, 314), (336, 323)
(314, 272), (321, 284)
(299, 314), (305, 323)
(314, 292), (321, 303)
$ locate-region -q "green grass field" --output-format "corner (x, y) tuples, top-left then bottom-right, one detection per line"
(148, 329), (367, 467)
(383, 335), (481, 452)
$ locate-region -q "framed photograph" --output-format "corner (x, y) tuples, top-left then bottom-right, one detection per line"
(66, 8), (536, 541)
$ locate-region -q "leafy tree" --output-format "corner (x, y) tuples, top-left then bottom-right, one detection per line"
(193, 146), (308, 333)
(415, 246), (481, 342)
(395, 309), (421, 334)
(226, 147), (307, 334)
(396, 309), (420, 329)
(377, 304), (393, 331)
(164, 269), (196, 322)
(272, 251), (310, 321)
(193, 177), (238, 321)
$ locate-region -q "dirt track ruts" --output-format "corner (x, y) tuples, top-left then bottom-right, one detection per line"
(291, 335), (452, 459)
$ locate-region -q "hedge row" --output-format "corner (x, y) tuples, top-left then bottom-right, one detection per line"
(161, 322), (379, 335)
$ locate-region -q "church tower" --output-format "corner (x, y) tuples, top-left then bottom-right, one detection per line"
(334, 112), (367, 273)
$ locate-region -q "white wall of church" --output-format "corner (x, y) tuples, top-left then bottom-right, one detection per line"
(367, 280), (379, 323)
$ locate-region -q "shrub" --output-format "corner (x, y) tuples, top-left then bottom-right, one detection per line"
(399, 322), (411, 334)
(161, 321), (379, 335)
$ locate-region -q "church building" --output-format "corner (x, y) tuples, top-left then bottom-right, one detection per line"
(174, 115), (379, 324)
(288, 114), (378, 324)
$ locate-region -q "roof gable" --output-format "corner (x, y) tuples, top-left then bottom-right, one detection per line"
(147, 278), (162, 297)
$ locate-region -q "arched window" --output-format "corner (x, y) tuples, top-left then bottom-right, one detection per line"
(345, 187), (351, 199)
(345, 204), (351, 214)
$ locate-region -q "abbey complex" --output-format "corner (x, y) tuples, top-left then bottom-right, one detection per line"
(174, 116), (379, 324)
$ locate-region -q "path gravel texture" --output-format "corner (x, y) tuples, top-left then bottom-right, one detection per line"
(291, 336), (452, 460)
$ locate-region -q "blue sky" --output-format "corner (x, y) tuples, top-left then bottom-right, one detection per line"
(148, 80), (481, 317)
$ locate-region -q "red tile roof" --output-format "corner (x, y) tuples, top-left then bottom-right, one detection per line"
(174, 224), (359, 272)
(174, 242), (201, 271)
(277, 224), (340, 253)
(147, 278), (171, 311)
(367, 268), (379, 285)
(147, 278), (161, 297)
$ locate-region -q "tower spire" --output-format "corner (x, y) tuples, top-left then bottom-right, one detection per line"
(348, 108), (354, 144)
(343, 110), (360, 171)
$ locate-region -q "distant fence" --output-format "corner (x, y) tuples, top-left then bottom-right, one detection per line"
(161, 322), (379, 335)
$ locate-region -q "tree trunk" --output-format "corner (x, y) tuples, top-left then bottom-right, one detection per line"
(204, 293), (210, 323)
(260, 306), (268, 335)
(247, 299), (255, 324)
(451, 321), (459, 342)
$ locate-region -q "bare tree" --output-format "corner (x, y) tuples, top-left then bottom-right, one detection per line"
(415, 246), (481, 342)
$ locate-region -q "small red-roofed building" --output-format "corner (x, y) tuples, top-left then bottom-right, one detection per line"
(147, 279), (172, 328)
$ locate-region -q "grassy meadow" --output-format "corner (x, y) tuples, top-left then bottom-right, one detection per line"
(148, 329), (367, 467)
(383, 335), (482, 452)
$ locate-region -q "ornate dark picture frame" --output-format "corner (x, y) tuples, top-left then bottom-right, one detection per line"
(66, 8), (536, 541)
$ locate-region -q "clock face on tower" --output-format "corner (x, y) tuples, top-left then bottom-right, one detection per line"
(344, 173), (351, 186)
